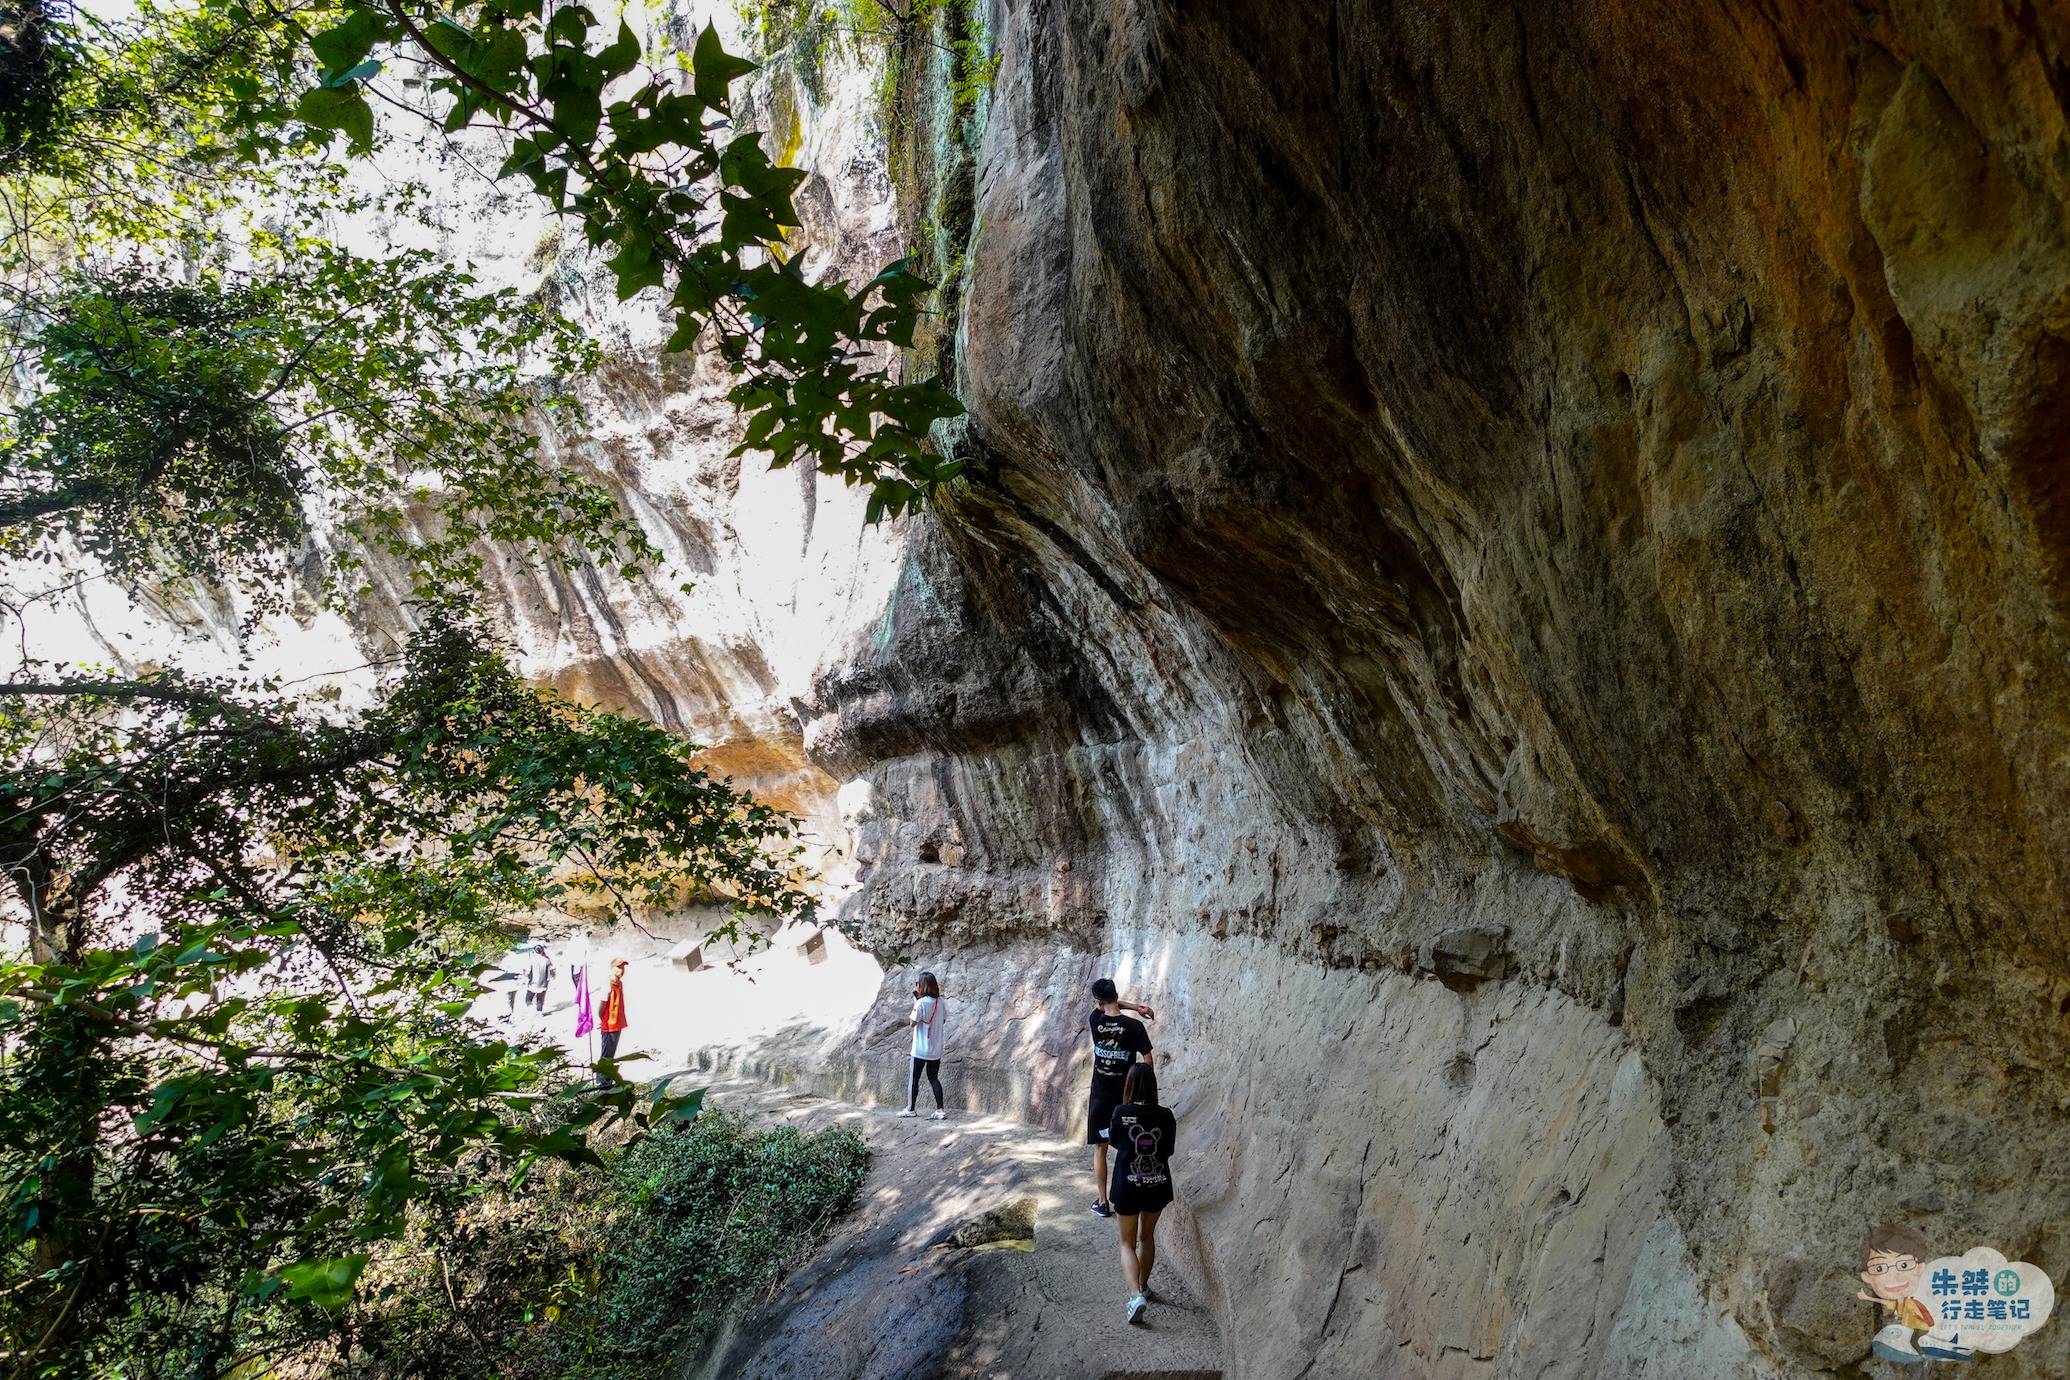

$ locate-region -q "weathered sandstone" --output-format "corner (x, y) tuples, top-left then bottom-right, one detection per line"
(53, 3), (2070, 1374)
(793, 3), (2070, 1375)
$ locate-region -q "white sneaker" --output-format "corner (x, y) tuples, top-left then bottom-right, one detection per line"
(1125, 1293), (1147, 1325)
(896, 1108), (918, 1118)
(1871, 1324), (1924, 1365)
(1918, 1332), (1974, 1361)
(930, 1109), (947, 1120)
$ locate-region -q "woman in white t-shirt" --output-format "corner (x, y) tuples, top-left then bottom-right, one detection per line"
(899, 971), (947, 1120)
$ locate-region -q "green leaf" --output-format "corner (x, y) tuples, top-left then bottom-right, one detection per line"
(133, 1080), (186, 1136)
(275, 1254), (370, 1311)
(653, 1084), (706, 1126)
(296, 86), (375, 152)
(311, 11), (385, 82)
(691, 23), (756, 109)
(596, 20), (640, 80)
(534, 1131), (605, 1167)
(545, 5), (596, 44)
(322, 59), (382, 89)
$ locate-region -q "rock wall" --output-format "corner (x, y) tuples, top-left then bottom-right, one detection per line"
(346, 13), (914, 870)
(793, 2), (2070, 1376)
(46, 2), (2067, 1373)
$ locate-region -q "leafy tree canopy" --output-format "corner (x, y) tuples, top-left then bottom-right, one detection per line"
(0, 615), (807, 1371)
(0, 0), (941, 1369)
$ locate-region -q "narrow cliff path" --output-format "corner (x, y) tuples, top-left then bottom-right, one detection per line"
(688, 1078), (1225, 1380)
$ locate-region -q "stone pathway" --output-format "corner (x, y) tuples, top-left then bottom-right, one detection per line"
(689, 1078), (1224, 1380)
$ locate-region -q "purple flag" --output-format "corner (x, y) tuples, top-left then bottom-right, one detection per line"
(573, 963), (594, 1038)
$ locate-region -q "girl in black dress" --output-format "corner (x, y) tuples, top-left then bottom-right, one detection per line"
(1105, 1063), (1177, 1324)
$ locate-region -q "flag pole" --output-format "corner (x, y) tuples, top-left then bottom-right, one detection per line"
(573, 950), (596, 1077)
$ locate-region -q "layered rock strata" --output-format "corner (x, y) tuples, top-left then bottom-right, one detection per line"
(47, 2), (2070, 1374)
(790, 3), (2070, 1376)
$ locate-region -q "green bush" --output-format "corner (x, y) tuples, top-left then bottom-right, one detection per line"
(344, 1109), (870, 1380)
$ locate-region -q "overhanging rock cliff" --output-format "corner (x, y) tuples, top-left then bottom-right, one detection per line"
(790, 3), (2070, 1376)
(174, 3), (2066, 1374)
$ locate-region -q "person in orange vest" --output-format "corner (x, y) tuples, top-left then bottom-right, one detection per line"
(596, 958), (629, 1083)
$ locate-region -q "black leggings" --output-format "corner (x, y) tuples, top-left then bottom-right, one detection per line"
(908, 1057), (943, 1110)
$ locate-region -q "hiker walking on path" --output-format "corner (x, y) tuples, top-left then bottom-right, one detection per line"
(1085, 977), (1155, 1218)
(522, 943), (553, 1013)
(1108, 1064), (1177, 1325)
(898, 971), (947, 1119)
(595, 957), (628, 1084)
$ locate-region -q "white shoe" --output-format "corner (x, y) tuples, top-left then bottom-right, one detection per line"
(1125, 1293), (1148, 1324)
(1871, 1324), (1924, 1365)
(1918, 1332), (1975, 1361)
(929, 1109), (947, 1120)
(896, 1107), (918, 1117)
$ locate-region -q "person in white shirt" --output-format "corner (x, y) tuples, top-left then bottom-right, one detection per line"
(521, 944), (553, 1012)
(898, 971), (947, 1119)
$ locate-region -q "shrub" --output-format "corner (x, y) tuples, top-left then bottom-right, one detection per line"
(343, 1109), (870, 1380)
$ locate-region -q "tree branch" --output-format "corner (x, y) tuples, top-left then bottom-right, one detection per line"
(0, 481), (114, 530)
(5, 986), (319, 1063)
(0, 679), (239, 707)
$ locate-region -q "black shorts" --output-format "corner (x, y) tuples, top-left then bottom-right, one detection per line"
(1087, 1088), (1120, 1146)
(1110, 1180), (1173, 1217)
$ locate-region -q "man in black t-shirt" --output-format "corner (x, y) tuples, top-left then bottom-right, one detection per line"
(1085, 977), (1155, 1217)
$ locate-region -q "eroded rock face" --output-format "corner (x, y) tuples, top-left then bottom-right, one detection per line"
(398, 23), (912, 864)
(799, 2), (2070, 1375)
(55, 2), (2065, 1372)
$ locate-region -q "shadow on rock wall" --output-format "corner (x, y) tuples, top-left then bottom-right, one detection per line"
(798, 2), (2070, 1376)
